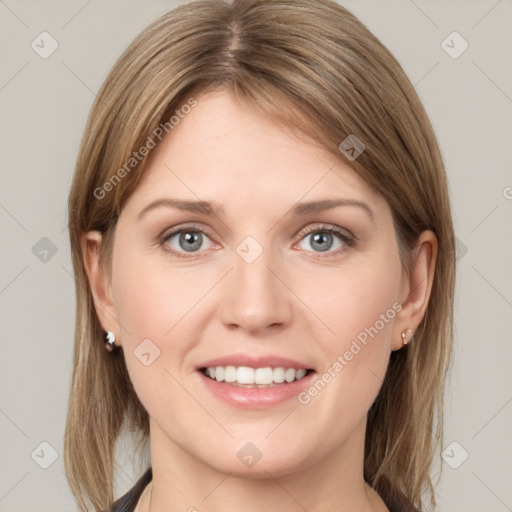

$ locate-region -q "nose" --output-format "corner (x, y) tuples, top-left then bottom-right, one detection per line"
(219, 244), (293, 336)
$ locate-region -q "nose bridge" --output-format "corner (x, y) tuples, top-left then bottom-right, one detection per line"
(219, 236), (292, 333)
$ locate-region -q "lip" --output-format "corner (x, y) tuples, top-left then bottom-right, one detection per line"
(195, 354), (314, 371)
(196, 369), (316, 409)
(195, 354), (316, 409)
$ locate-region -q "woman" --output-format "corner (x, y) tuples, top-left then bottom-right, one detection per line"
(64, 0), (455, 511)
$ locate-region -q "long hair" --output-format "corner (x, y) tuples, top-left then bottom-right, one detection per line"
(64, 1), (456, 510)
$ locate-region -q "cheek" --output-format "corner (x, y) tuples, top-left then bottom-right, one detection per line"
(311, 248), (402, 350)
(335, 269), (398, 345)
(304, 251), (401, 419)
(110, 250), (192, 423)
(110, 248), (205, 385)
(111, 247), (190, 342)
(112, 259), (164, 338)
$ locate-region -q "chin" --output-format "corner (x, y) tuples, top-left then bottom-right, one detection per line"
(192, 438), (316, 479)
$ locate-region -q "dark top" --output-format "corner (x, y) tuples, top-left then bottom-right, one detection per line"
(108, 466), (419, 512)
(109, 467), (152, 512)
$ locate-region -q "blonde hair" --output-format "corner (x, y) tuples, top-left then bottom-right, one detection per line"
(64, 0), (455, 510)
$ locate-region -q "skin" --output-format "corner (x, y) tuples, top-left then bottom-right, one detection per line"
(83, 90), (437, 512)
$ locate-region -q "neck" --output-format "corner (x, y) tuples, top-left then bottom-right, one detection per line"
(139, 417), (388, 512)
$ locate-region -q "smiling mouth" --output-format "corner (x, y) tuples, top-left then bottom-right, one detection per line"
(199, 366), (315, 388)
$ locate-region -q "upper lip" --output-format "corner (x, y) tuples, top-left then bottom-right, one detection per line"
(196, 354), (315, 371)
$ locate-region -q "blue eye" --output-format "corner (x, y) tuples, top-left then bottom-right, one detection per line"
(162, 226), (215, 257)
(297, 226), (354, 256)
(159, 224), (355, 259)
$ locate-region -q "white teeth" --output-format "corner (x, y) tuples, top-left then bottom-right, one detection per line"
(215, 366), (225, 382)
(273, 367), (285, 383)
(295, 369), (307, 380)
(284, 368), (295, 382)
(224, 365), (237, 382)
(236, 366), (254, 384)
(203, 366), (309, 385)
(255, 367), (274, 384)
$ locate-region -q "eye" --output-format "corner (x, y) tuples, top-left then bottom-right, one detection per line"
(296, 224), (355, 256)
(159, 223), (355, 259)
(160, 225), (216, 258)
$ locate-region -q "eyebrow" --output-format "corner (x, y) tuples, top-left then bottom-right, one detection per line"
(138, 199), (225, 219)
(137, 198), (374, 222)
(292, 199), (374, 222)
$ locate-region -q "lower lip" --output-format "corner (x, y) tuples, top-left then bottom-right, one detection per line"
(197, 371), (316, 409)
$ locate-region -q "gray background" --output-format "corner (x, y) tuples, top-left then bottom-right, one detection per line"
(1, 0), (511, 510)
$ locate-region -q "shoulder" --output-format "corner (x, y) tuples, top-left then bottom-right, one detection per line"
(109, 467), (152, 512)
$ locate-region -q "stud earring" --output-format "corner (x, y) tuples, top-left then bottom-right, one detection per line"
(401, 329), (413, 346)
(104, 330), (118, 352)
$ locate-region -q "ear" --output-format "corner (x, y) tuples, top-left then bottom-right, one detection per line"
(391, 230), (438, 351)
(81, 231), (120, 342)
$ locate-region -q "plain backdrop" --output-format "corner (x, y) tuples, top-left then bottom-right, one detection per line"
(0, 1), (511, 511)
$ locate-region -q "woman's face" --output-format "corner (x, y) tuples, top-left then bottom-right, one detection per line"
(102, 89), (409, 476)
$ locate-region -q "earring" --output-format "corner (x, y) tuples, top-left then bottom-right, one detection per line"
(401, 329), (413, 346)
(104, 330), (118, 352)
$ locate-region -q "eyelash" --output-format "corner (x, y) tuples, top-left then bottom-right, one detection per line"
(158, 223), (356, 260)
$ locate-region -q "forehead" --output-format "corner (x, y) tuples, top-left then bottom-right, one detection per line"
(124, 89), (385, 216)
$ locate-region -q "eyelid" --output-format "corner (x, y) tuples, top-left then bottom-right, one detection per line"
(296, 222), (355, 241)
(160, 222), (216, 241)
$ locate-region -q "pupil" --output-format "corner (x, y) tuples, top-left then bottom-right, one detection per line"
(181, 231), (201, 252)
(312, 232), (331, 252)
